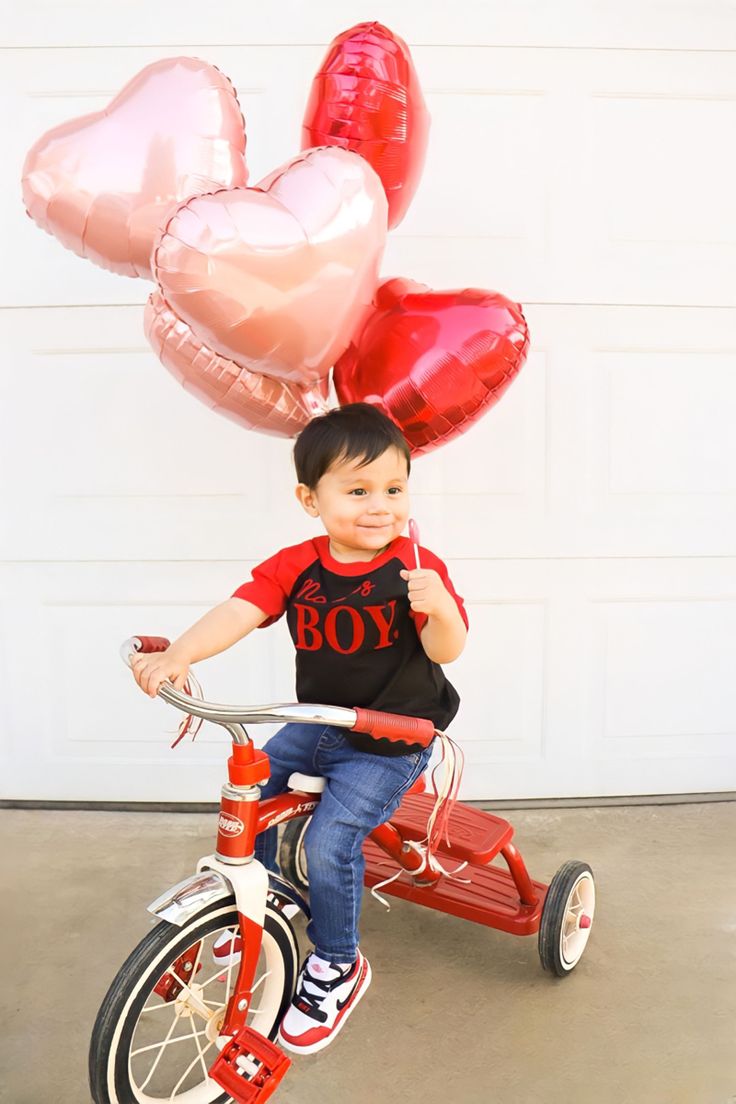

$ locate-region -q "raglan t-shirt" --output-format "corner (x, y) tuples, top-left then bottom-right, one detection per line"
(231, 535), (468, 757)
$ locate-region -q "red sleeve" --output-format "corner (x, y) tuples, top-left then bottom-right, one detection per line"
(401, 543), (469, 637)
(232, 541), (320, 628)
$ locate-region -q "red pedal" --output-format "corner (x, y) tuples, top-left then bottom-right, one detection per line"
(209, 1027), (290, 1103)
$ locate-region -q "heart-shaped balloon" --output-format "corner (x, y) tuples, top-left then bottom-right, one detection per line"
(152, 147), (388, 387)
(21, 57), (248, 279)
(144, 291), (329, 437)
(333, 278), (530, 456)
(302, 22), (430, 229)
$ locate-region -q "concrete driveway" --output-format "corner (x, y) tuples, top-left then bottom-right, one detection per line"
(2, 800), (734, 1104)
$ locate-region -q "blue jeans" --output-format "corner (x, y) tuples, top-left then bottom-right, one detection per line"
(254, 722), (434, 964)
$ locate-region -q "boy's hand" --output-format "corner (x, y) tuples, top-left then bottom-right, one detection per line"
(399, 568), (454, 619)
(130, 649), (190, 698)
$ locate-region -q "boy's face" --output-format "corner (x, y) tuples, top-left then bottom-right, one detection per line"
(296, 446), (410, 558)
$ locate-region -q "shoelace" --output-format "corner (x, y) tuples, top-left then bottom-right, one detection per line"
(297, 963), (351, 1014)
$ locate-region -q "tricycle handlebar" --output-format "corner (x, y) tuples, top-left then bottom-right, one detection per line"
(120, 636), (436, 747)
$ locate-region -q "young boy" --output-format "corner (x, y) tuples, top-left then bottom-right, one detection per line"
(130, 403), (468, 1054)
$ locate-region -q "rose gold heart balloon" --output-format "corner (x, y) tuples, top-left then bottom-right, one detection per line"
(152, 146), (388, 387)
(334, 277), (530, 456)
(21, 57), (248, 279)
(144, 292), (330, 437)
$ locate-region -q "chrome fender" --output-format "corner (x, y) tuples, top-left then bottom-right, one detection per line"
(148, 864), (311, 928)
(148, 869), (232, 927)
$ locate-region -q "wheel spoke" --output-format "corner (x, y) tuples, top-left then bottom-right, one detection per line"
(195, 929), (240, 996)
(197, 967), (231, 992)
(170, 1042), (213, 1101)
(560, 877), (594, 962)
(132, 1027), (210, 1058)
(191, 938), (205, 977)
(142, 999), (181, 1013)
(168, 970), (212, 1020)
(224, 940), (237, 1005)
(137, 1006), (184, 1091)
(190, 1017), (213, 1081)
(251, 969), (272, 997)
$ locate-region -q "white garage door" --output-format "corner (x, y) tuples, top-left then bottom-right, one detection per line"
(2, 2), (735, 801)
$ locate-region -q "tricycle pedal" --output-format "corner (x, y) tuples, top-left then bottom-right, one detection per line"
(209, 1026), (290, 1103)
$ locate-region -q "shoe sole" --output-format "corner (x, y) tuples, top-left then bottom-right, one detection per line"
(277, 956), (372, 1056)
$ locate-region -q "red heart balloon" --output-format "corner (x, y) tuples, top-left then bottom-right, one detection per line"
(301, 22), (429, 229)
(333, 278), (530, 456)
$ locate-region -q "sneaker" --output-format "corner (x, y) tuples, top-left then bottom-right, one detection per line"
(212, 928), (242, 968)
(277, 950), (372, 1055)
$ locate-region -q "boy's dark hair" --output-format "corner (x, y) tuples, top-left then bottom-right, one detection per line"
(294, 403), (411, 488)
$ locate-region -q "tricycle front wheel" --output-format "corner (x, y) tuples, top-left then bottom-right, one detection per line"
(538, 860), (595, 976)
(89, 898), (298, 1104)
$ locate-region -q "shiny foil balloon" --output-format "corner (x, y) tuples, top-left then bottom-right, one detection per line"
(333, 278), (530, 456)
(302, 22), (429, 229)
(21, 57), (248, 279)
(153, 146), (388, 387)
(144, 292), (329, 437)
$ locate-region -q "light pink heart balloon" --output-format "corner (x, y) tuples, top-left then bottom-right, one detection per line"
(152, 146), (388, 387)
(144, 291), (330, 437)
(22, 57), (249, 279)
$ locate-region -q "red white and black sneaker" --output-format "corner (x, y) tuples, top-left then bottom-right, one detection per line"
(211, 928), (242, 968)
(277, 949), (371, 1055)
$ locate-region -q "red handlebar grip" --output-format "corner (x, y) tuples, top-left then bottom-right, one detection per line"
(352, 707), (435, 747)
(135, 636), (171, 653)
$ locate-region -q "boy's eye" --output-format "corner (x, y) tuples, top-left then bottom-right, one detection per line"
(348, 488), (367, 496)
(387, 487), (403, 495)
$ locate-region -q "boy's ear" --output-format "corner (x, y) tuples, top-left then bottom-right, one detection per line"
(295, 483), (319, 517)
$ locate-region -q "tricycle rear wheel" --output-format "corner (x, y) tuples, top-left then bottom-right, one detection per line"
(279, 816), (311, 895)
(538, 860), (595, 976)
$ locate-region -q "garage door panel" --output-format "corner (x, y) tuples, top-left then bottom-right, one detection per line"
(3, 557), (735, 800)
(1, 562), (298, 800)
(7, 1), (736, 51)
(447, 600), (546, 758)
(601, 353), (736, 496)
(5, 44), (735, 307)
(589, 598), (736, 748)
(3, 305), (734, 565)
(454, 559), (736, 798)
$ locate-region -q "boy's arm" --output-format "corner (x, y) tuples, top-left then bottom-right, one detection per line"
(131, 598), (268, 698)
(399, 568), (468, 664)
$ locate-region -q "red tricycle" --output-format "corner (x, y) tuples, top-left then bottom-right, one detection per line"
(89, 635), (596, 1104)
